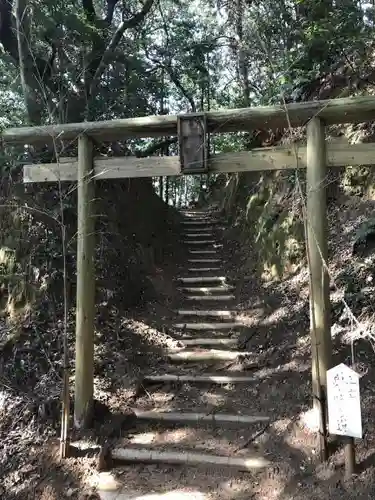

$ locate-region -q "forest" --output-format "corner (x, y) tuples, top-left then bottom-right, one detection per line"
(2, 0), (375, 499)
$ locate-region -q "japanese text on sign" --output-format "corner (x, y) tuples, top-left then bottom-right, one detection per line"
(327, 363), (362, 439)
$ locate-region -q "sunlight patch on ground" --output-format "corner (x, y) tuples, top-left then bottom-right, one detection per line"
(219, 478), (251, 496)
(130, 432), (157, 444)
(129, 428), (193, 445)
(88, 471), (122, 492)
(70, 439), (100, 450)
(149, 391), (175, 405)
(91, 475), (208, 500)
(252, 360), (310, 381)
(98, 490), (209, 500)
(200, 391), (226, 405)
(299, 407), (319, 432)
(271, 418), (292, 434)
(154, 427), (193, 444)
(296, 335), (309, 347)
(256, 486), (285, 500)
(237, 308), (264, 325)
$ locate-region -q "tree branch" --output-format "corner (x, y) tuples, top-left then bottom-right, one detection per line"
(89, 0), (154, 95)
(1, 0), (57, 120)
(154, 10), (196, 112)
(146, 55), (196, 111)
(15, 0), (42, 124)
(134, 137), (177, 158)
(164, 63), (196, 111)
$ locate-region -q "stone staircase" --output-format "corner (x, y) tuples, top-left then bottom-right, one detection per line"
(110, 210), (272, 473)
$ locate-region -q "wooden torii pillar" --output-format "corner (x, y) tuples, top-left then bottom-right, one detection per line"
(74, 135), (96, 429)
(306, 118), (332, 461)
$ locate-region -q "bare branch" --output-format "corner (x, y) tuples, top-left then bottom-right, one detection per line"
(164, 64), (196, 111)
(147, 55), (197, 111)
(89, 0), (155, 95)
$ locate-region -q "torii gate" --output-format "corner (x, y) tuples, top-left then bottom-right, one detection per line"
(2, 96), (375, 460)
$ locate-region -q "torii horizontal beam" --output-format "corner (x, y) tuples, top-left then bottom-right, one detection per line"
(23, 141), (375, 182)
(4, 95), (375, 144)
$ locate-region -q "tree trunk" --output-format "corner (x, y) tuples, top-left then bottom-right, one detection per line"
(236, 0), (250, 107)
(164, 177), (168, 205)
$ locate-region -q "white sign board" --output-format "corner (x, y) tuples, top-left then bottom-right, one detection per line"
(327, 363), (362, 439)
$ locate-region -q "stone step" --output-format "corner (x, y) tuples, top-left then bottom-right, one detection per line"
(189, 249), (218, 254)
(181, 337), (239, 347)
(177, 276), (226, 284)
(184, 233), (214, 238)
(182, 220), (219, 225)
(182, 240), (217, 245)
(179, 286), (234, 293)
(185, 229), (217, 234)
(176, 310), (239, 318)
(183, 209), (216, 213)
(168, 349), (251, 362)
(182, 210), (218, 213)
(173, 322), (240, 330)
(183, 218), (217, 223)
(188, 259), (221, 263)
(144, 373), (258, 384)
(183, 213), (218, 218)
(132, 409), (269, 425)
(185, 295), (235, 301)
(184, 226), (217, 231)
(111, 448), (270, 471)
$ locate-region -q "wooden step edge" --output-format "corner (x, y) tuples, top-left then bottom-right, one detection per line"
(181, 210), (219, 213)
(132, 409), (270, 424)
(178, 284), (233, 289)
(173, 322), (241, 330)
(185, 295), (236, 301)
(182, 214), (219, 218)
(181, 212), (220, 220)
(111, 448), (270, 471)
(182, 240), (217, 245)
(176, 310), (238, 317)
(168, 350), (252, 361)
(181, 221), (219, 225)
(187, 259), (222, 263)
(184, 233), (214, 237)
(177, 276), (227, 282)
(183, 220), (217, 223)
(178, 287), (234, 293)
(144, 373), (257, 383)
(184, 229), (215, 232)
(178, 284), (230, 289)
(189, 250), (218, 254)
(180, 338), (239, 346)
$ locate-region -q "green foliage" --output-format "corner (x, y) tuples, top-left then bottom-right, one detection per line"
(245, 177), (304, 279)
